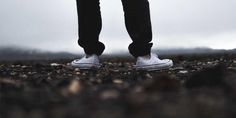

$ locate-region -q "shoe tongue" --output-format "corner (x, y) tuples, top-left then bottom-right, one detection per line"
(86, 54), (94, 58)
(85, 55), (90, 58)
(139, 55), (151, 60)
(151, 53), (158, 58)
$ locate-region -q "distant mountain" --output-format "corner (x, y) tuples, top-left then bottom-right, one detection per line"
(0, 47), (77, 61)
(0, 47), (235, 61)
(153, 48), (236, 56)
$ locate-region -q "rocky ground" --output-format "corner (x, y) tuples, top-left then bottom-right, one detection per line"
(0, 54), (236, 118)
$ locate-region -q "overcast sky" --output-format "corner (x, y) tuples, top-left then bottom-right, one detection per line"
(0, 0), (235, 54)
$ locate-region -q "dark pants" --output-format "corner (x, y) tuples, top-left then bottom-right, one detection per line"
(76, 0), (153, 58)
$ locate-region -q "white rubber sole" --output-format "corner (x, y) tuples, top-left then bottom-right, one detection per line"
(134, 60), (173, 71)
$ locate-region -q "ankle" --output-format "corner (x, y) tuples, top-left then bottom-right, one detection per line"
(86, 54), (97, 58)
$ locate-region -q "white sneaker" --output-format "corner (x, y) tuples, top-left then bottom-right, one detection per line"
(71, 54), (101, 69)
(135, 53), (173, 71)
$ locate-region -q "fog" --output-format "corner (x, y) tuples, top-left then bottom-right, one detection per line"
(0, 0), (235, 54)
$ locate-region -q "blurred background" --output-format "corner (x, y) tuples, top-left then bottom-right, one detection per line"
(0, 0), (235, 55)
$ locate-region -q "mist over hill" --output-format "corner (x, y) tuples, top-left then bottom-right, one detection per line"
(0, 47), (235, 61)
(0, 47), (77, 61)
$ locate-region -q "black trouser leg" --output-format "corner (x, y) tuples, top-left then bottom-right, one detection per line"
(76, 0), (105, 56)
(121, 0), (153, 58)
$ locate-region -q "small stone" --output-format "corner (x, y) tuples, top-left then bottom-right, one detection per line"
(108, 62), (113, 65)
(10, 72), (17, 76)
(75, 72), (81, 75)
(20, 74), (28, 78)
(145, 73), (153, 79)
(232, 60), (236, 67)
(21, 65), (27, 68)
(74, 68), (80, 71)
(15, 65), (21, 67)
(178, 70), (188, 74)
(96, 79), (102, 84)
(207, 62), (214, 65)
(233, 60), (236, 64)
(227, 67), (236, 71)
(113, 79), (123, 84)
(133, 86), (143, 93)
(47, 76), (52, 80)
(68, 80), (82, 95)
(100, 89), (119, 100)
(50, 63), (60, 67)
(197, 62), (202, 65)
(113, 69), (120, 72)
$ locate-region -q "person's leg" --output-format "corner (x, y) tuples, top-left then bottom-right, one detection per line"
(76, 0), (105, 56)
(121, 0), (153, 58)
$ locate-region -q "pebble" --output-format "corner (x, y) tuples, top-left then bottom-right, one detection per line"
(178, 70), (188, 74)
(96, 79), (102, 84)
(113, 79), (123, 84)
(207, 62), (214, 65)
(108, 62), (113, 65)
(227, 67), (236, 71)
(145, 73), (153, 79)
(10, 72), (17, 76)
(197, 62), (202, 65)
(47, 76), (52, 80)
(50, 63), (60, 67)
(75, 72), (81, 75)
(113, 69), (120, 72)
(133, 86), (143, 93)
(232, 60), (236, 67)
(74, 68), (80, 72)
(68, 80), (82, 95)
(100, 89), (119, 100)
(21, 66), (27, 69)
(19, 74), (28, 78)
(15, 65), (21, 67)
